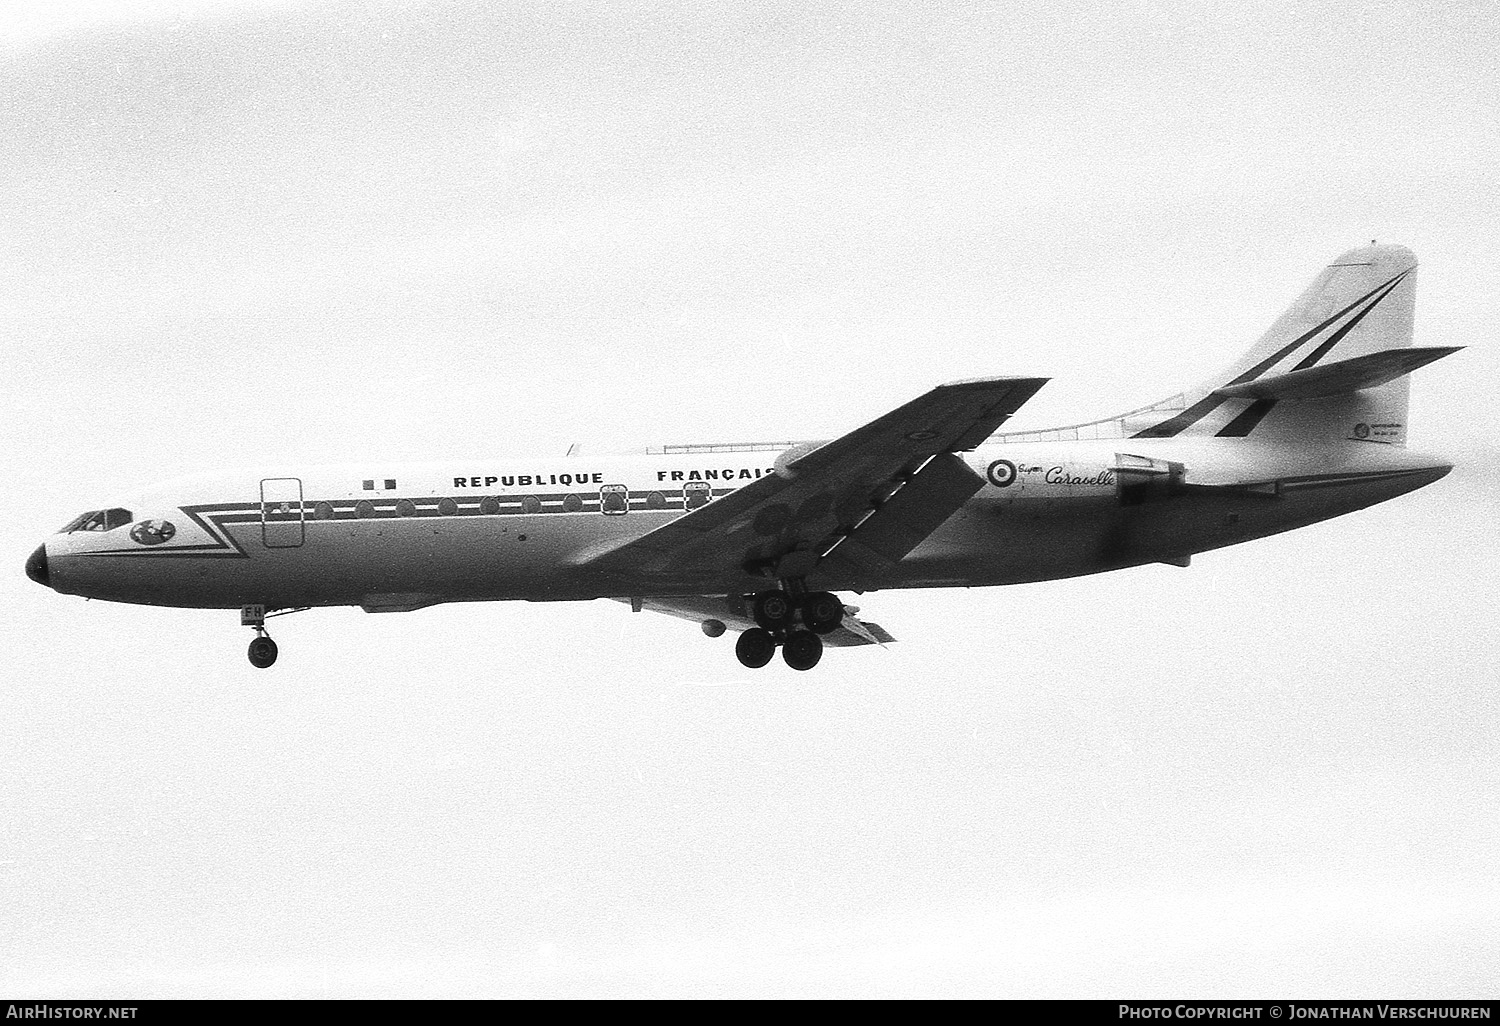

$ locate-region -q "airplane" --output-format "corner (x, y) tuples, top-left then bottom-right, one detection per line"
(25, 243), (1459, 671)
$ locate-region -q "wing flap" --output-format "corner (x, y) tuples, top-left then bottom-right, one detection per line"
(821, 452), (984, 574)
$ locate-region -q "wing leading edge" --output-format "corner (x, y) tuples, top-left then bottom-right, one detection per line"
(577, 376), (1048, 591)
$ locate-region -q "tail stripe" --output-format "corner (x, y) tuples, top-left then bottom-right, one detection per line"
(1226, 267), (1410, 386)
(1288, 272), (1407, 372)
(1215, 398), (1278, 437)
(1129, 395), (1228, 438)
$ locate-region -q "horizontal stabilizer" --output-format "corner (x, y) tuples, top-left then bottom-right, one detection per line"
(1212, 346), (1461, 401)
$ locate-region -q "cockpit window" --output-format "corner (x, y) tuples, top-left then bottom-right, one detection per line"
(59, 511), (96, 533)
(61, 508), (133, 533)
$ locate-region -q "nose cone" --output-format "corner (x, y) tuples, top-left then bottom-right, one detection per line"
(25, 544), (49, 588)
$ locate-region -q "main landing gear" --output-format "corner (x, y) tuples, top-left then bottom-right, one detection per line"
(733, 587), (845, 671)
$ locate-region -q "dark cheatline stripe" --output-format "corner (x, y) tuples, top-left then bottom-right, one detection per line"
(1130, 395), (1228, 438)
(1216, 399), (1277, 437)
(1225, 267), (1411, 386)
(1288, 274), (1404, 371)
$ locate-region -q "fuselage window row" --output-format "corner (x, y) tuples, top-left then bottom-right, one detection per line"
(265, 484), (717, 524)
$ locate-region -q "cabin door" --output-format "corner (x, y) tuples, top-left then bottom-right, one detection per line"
(260, 477), (305, 548)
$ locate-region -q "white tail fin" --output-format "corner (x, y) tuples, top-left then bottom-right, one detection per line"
(997, 244), (1455, 448)
(1130, 244), (1422, 445)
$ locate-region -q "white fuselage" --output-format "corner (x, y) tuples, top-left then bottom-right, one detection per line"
(36, 437), (1451, 612)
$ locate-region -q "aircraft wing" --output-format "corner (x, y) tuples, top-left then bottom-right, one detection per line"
(578, 375), (1048, 589)
(614, 596), (897, 647)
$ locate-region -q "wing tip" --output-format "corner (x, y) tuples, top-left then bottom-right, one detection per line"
(940, 374), (1051, 389)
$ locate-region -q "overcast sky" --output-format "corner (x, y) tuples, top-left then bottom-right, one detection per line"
(2, 0), (1497, 998)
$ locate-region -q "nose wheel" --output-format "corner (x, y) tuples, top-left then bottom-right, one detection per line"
(247, 633), (278, 669)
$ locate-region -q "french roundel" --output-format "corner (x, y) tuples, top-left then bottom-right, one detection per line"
(987, 459), (1017, 488)
(129, 520), (177, 546)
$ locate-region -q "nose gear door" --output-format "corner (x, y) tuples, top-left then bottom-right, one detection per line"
(260, 477), (305, 548)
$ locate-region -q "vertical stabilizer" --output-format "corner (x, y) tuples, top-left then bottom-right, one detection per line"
(1130, 244), (1419, 446)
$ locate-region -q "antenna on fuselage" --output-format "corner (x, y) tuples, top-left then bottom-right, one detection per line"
(566, 442), (582, 456)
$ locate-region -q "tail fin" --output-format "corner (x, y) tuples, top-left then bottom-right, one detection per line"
(1131, 243), (1427, 445)
(998, 244), (1453, 448)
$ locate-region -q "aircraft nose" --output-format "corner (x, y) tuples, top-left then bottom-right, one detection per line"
(25, 544), (49, 588)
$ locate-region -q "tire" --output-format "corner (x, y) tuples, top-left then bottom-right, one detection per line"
(752, 590), (795, 631)
(782, 630), (823, 671)
(800, 591), (844, 634)
(735, 628), (777, 669)
(247, 636), (278, 669)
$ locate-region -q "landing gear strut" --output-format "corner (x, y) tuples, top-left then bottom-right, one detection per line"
(734, 585), (843, 670)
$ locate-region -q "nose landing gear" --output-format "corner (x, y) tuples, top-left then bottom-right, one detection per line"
(241, 604), (307, 668)
(241, 605), (277, 668)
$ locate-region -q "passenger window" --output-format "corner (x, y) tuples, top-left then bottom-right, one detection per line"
(438, 498), (458, 516)
(395, 499), (416, 517)
(355, 500), (375, 518)
(646, 490), (666, 510)
(563, 494), (583, 512)
(312, 501), (334, 520)
(521, 495), (542, 514)
(479, 496), (499, 515)
(600, 484), (629, 515)
(684, 482), (711, 509)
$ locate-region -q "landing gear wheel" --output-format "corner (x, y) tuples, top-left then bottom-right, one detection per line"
(735, 628), (777, 669)
(247, 635), (278, 669)
(782, 630), (823, 671)
(800, 591), (844, 634)
(752, 590), (795, 631)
